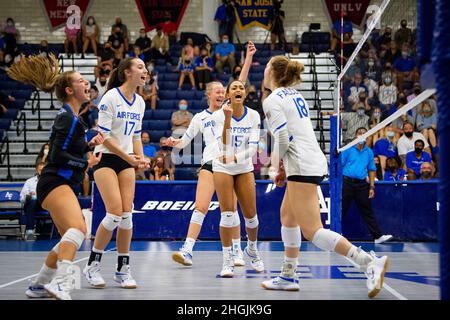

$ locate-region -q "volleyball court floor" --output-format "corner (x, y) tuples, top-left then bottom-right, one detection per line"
(0, 240), (438, 300)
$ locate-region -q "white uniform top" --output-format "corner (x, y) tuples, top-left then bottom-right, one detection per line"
(176, 109), (219, 165)
(263, 87), (328, 177)
(211, 106), (261, 175)
(95, 88), (145, 155)
(20, 175), (38, 203)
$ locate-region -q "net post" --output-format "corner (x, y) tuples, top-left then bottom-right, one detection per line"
(330, 115), (342, 234)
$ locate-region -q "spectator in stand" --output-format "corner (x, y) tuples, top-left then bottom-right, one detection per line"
(95, 41), (115, 78)
(108, 26), (125, 61)
(393, 43), (419, 90)
(0, 90), (16, 116)
(416, 100), (438, 149)
(245, 85), (264, 119)
(338, 32), (356, 67)
(369, 106), (384, 146)
(111, 17), (129, 51)
(138, 71), (158, 109)
(391, 94), (414, 138)
(405, 139), (432, 180)
(215, 34), (236, 74)
(0, 49), (6, 71)
(364, 75), (379, 101)
(373, 156), (383, 181)
(161, 12), (178, 45)
(88, 86), (100, 128)
(351, 91), (371, 113)
(204, 42), (214, 58)
(156, 137), (175, 180)
(381, 62), (397, 89)
(378, 72), (397, 110)
(182, 38), (196, 62)
(385, 40), (401, 65)
(38, 40), (50, 59)
(397, 122), (431, 165)
(195, 46), (214, 90)
(330, 10), (353, 52)
(228, 64), (251, 87)
(373, 126), (398, 171)
(82, 16), (100, 57)
(134, 28), (152, 62)
(376, 26), (392, 51)
(323, 106), (369, 144)
(64, 24), (80, 57)
(394, 19), (413, 48)
(130, 45), (145, 61)
(1, 18), (20, 56)
(383, 156), (406, 181)
(135, 157), (151, 181)
(177, 48), (196, 90)
(171, 99), (193, 135)
(36, 142), (50, 165)
(214, 0), (237, 43)
(150, 27), (172, 65)
(20, 161), (45, 240)
(95, 68), (111, 98)
(268, 0), (287, 51)
(419, 162), (435, 180)
(141, 131), (157, 158)
(346, 73), (368, 111)
(407, 82), (422, 102)
(150, 155), (170, 180)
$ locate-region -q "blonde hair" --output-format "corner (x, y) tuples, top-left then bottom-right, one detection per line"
(270, 55), (304, 87)
(205, 81), (224, 104)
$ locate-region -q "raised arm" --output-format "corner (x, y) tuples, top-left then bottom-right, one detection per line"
(238, 41), (256, 86)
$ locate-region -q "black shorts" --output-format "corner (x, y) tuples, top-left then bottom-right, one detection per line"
(200, 161), (213, 173)
(36, 173), (76, 205)
(287, 175), (324, 185)
(93, 153), (133, 174)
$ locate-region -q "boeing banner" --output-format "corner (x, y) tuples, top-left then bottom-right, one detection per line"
(92, 180), (438, 241)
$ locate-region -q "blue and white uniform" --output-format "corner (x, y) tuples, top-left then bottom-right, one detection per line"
(211, 106), (261, 175)
(95, 88), (145, 155)
(263, 87), (327, 177)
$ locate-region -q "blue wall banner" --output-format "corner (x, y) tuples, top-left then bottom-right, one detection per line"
(234, 0), (274, 31)
(92, 181), (438, 241)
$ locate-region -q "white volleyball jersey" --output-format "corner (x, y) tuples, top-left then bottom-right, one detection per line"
(94, 88), (145, 155)
(263, 87), (328, 177)
(211, 106), (261, 175)
(178, 109), (219, 165)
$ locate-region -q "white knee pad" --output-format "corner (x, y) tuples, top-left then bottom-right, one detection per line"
(220, 211), (235, 228)
(244, 215), (259, 229)
(118, 212), (133, 230)
(52, 242), (60, 254)
(190, 209), (206, 226)
(311, 228), (342, 252)
(281, 226), (302, 248)
(101, 213), (122, 231)
(231, 211), (241, 228)
(60, 228), (85, 250)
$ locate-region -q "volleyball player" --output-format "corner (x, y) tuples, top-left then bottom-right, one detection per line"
(7, 55), (104, 300)
(260, 56), (389, 298)
(167, 42), (257, 267)
(211, 79), (264, 277)
(83, 57), (149, 289)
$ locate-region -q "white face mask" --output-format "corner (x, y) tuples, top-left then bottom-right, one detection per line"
(44, 149), (49, 155)
(387, 131), (395, 138)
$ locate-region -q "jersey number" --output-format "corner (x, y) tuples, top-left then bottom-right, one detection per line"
(293, 97), (309, 118)
(124, 121), (135, 136)
(233, 135), (243, 148)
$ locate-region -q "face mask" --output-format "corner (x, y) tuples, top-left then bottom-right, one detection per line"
(161, 146), (171, 151)
(423, 107), (431, 113)
(402, 51), (408, 58)
(359, 96), (366, 102)
(368, 60), (374, 67)
(100, 80), (107, 86)
(385, 32), (391, 37)
(374, 112), (381, 119)
(147, 64), (154, 72)
(357, 109), (365, 116)
(357, 138), (366, 146)
(399, 97), (407, 105)
(140, 33), (146, 38)
(404, 131), (413, 138)
(384, 77), (391, 85)
(44, 149), (49, 156)
(7, 21), (13, 27)
(234, 72), (241, 78)
(421, 171), (431, 179)
(142, 141), (149, 146)
(401, 23), (407, 28)
(415, 147), (423, 154)
(387, 131), (395, 138)
(414, 88), (421, 95)
(223, 39), (229, 44)
(88, 19), (94, 25)
(179, 104), (188, 111)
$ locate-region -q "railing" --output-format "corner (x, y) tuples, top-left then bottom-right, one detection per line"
(309, 53), (326, 150)
(15, 112), (28, 154)
(0, 135), (12, 181)
(30, 90), (42, 131)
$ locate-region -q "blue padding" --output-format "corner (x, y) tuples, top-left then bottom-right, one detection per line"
(176, 90), (196, 100)
(152, 109), (173, 120)
(159, 90), (177, 100)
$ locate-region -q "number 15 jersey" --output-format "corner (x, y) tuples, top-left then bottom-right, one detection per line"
(94, 88), (145, 155)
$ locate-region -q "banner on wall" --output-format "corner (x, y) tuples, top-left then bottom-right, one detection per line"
(323, 0), (372, 28)
(234, 0), (273, 31)
(135, 0), (190, 32)
(40, 0), (93, 31)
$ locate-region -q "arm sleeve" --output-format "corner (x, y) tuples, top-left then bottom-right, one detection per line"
(48, 113), (88, 170)
(235, 112), (260, 163)
(176, 114), (200, 149)
(97, 93), (114, 139)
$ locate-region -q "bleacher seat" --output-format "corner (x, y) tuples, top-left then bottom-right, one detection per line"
(0, 119), (12, 130)
(174, 167), (198, 180)
(145, 120), (171, 131)
(0, 190), (21, 236)
(152, 109), (173, 120)
(144, 110), (153, 120)
(160, 81), (179, 90)
(162, 73), (179, 81)
(192, 100), (208, 109)
(249, 73), (264, 82)
(194, 91), (205, 99)
(158, 100), (176, 110)
(190, 109), (203, 115)
(176, 90), (196, 100)
(149, 130), (169, 142)
(159, 90), (177, 100)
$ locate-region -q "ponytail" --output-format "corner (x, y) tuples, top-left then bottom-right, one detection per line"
(270, 55), (304, 88)
(106, 57), (138, 92)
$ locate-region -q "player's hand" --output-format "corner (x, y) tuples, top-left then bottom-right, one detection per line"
(219, 155), (235, 164)
(88, 152), (102, 168)
(223, 101), (233, 118)
(128, 154), (142, 168)
(138, 157), (150, 169)
(166, 137), (181, 147)
(88, 131), (105, 148)
(369, 188), (375, 199)
(246, 41), (256, 58)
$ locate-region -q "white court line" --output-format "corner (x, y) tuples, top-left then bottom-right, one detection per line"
(343, 256), (408, 300)
(0, 247), (116, 289)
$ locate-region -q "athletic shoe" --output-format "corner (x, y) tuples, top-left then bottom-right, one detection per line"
(83, 261), (106, 288)
(374, 234), (393, 244)
(261, 276), (300, 291)
(366, 251), (390, 298)
(220, 258), (234, 278)
(25, 281), (51, 298)
(233, 247), (245, 267)
(244, 246), (264, 272)
(113, 265), (137, 289)
(44, 273), (74, 300)
(172, 249), (193, 266)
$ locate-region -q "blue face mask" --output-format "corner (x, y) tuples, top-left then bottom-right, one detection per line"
(223, 39), (229, 44)
(179, 104), (188, 111)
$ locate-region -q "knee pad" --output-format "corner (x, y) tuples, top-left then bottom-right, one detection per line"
(190, 209), (206, 226)
(60, 228), (85, 250)
(244, 215), (259, 229)
(101, 213), (122, 231)
(231, 211), (241, 228)
(220, 211), (235, 228)
(312, 228), (342, 252)
(281, 226), (301, 248)
(52, 242), (60, 254)
(118, 212), (133, 230)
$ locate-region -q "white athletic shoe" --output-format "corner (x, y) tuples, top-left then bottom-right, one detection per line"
(113, 265), (137, 289)
(83, 261), (106, 288)
(25, 280), (51, 298)
(374, 234), (393, 244)
(244, 246), (264, 272)
(44, 273), (75, 300)
(261, 275), (300, 291)
(172, 249), (193, 266)
(365, 251), (390, 298)
(220, 254), (234, 278)
(233, 247), (245, 267)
